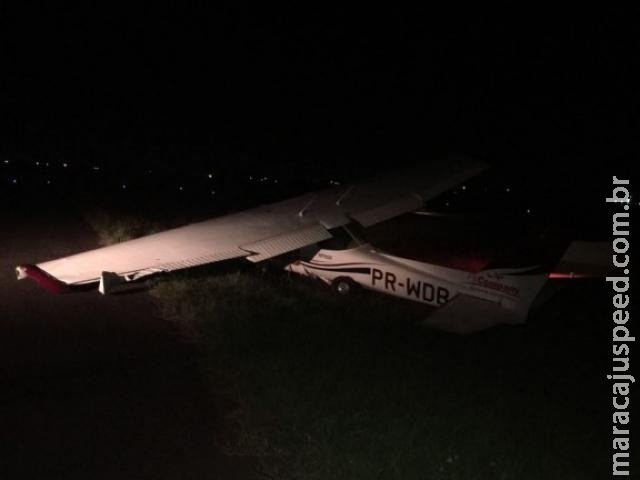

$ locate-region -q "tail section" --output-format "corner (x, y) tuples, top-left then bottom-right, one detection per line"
(474, 266), (549, 319)
(423, 241), (609, 333)
(550, 241), (611, 278)
(421, 266), (549, 333)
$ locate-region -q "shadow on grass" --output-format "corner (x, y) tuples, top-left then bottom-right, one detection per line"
(151, 269), (611, 480)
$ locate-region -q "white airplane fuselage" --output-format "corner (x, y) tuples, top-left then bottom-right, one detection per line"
(286, 244), (547, 315)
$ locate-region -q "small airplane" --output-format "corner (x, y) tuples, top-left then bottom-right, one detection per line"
(15, 156), (605, 333)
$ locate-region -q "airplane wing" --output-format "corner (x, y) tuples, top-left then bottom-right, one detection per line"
(16, 155), (486, 293)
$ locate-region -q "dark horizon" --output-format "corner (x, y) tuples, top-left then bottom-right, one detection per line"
(0, 6), (637, 479)
(2, 5), (637, 201)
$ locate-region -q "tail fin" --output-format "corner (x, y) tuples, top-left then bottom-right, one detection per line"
(476, 241), (610, 315)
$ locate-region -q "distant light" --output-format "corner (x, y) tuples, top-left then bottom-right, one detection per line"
(148, 169), (152, 174)
(249, 175), (253, 181)
(445, 201), (450, 207)
(45, 162), (49, 167)
(505, 187), (511, 193)
(3, 160), (9, 164)
(122, 184), (127, 189)
(178, 186), (183, 191)
(11, 178), (17, 184)
(210, 190), (216, 195)
(62, 163), (68, 168)
(92, 166), (100, 171)
(35, 161), (40, 166)
(461, 185), (466, 191)
(208, 173), (213, 179)
(329, 180), (341, 186)
(46, 179), (51, 185)
(526, 208), (531, 214)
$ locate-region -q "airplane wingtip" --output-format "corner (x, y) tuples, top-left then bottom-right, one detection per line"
(15, 264), (71, 294)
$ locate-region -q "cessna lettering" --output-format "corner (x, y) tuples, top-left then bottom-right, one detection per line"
(474, 275), (519, 297)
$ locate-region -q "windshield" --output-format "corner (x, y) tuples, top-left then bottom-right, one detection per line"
(318, 223), (368, 250)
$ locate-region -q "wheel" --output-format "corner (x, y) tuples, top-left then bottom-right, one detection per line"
(332, 277), (356, 296)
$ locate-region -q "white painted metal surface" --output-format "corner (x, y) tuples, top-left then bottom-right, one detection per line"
(24, 156), (487, 286)
(286, 244), (548, 333)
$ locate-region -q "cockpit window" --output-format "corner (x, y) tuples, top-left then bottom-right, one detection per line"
(343, 222), (367, 244)
(318, 223), (367, 250)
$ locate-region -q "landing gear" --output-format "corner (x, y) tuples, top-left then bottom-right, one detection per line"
(332, 277), (357, 296)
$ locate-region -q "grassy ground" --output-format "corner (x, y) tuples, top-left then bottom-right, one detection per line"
(86, 211), (612, 479)
(84, 207), (210, 246)
(150, 269), (611, 480)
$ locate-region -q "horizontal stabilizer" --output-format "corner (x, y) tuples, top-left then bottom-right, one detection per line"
(421, 294), (525, 334)
(552, 241), (611, 278)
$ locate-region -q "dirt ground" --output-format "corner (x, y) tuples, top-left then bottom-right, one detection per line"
(0, 210), (248, 479)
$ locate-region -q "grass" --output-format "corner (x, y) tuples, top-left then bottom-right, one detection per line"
(86, 209), (612, 479)
(150, 269), (611, 480)
(84, 210), (164, 246)
(84, 208), (203, 246)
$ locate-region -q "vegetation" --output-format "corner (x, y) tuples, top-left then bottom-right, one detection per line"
(84, 210), (162, 246)
(85, 208), (202, 246)
(87, 211), (610, 479)
(151, 269), (610, 479)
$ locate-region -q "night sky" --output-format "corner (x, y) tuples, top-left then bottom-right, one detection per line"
(1, 6), (638, 478)
(1, 5), (638, 228)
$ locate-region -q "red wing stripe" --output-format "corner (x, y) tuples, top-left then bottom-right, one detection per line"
(17, 265), (71, 294)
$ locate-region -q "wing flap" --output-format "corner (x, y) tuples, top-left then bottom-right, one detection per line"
(157, 248), (248, 271)
(241, 224), (332, 262)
